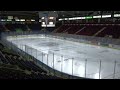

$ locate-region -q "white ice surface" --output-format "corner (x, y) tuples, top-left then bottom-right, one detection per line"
(7, 35), (120, 79)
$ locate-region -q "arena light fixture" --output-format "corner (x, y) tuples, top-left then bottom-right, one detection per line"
(1, 19), (6, 21)
(7, 19), (12, 21)
(31, 19), (35, 21)
(102, 15), (111, 18)
(42, 22), (45, 25)
(41, 17), (45, 19)
(39, 19), (41, 22)
(15, 19), (20, 21)
(68, 18), (74, 20)
(93, 15), (101, 18)
(41, 24), (55, 27)
(114, 14), (120, 17)
(80, 17), (85, 19)
(85, 16), (93, 19)
(49, 17), (54, 19)
(58, 19), (63, 21)
(76, 17), (83, 19)
(64, 18), (68, 20)
(20, 19), (25, 21)
(49, 22), (53, 25)
(68, 17), (85, 20)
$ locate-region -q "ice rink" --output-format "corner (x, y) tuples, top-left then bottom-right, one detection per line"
(7, 34), (120, 79)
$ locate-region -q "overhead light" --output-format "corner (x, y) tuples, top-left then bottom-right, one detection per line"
(49, 22), (53, 25)
(114, 14), (120, 17)
(64, 18), (68, 20)
(7, 19), (12, 21)
(59, 19), (63, 21)
(79, 17), (85, 19)
(93, 15), (101, 18)
(49, 17), (54, 19)
(42, 22), (45, 25)
(31, 19), (35, 21)
(39, 19), (41, 22)
(41, 17), (45, 19)
(102, 15), (111, 18)
(15, 19), (20, 21)
(1, 19), (6, 21)
(20, 19), (25, 21)
(85, 16), (92, 19)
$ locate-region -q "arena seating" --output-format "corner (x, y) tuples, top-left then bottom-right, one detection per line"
(14, 24), (27, 31)
(55, 24), (120, 39)
(55, 24), (70, 33)
(0, 64), (61, 79)
(0, 23), (42, 32)
(0, 43), (62, 79)
(26, 23), (41, 31)
(96, 25), (120, 39)
(0, 24), (5, 32)
(64, 25), (84, 34)
(5, 24), (16, 31)
(5, 24), (27, 31)
(76, 25), (103, 36)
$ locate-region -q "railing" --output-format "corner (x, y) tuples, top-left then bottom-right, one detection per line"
(1, 31), (120, 79)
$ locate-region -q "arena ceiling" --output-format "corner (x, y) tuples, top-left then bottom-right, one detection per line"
(0, 11), (119, 19)
(0, 11), (100, 17)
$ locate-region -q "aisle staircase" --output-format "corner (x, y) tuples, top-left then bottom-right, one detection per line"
(93, 27), (106, 36)
(75, 26), (86, 34)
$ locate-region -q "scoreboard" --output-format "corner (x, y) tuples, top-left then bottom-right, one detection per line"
(39, 11), (58, 27)
(41, 16), (56, 27)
